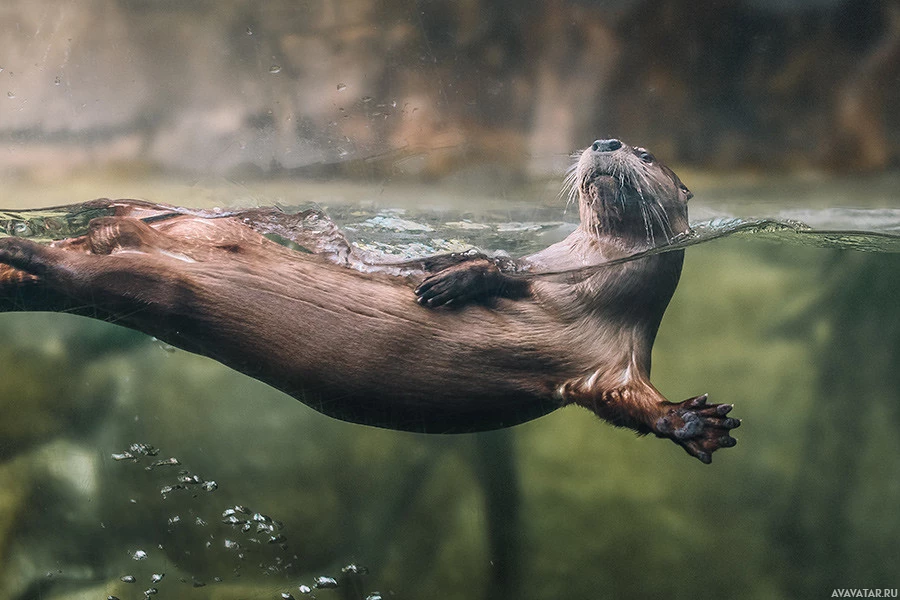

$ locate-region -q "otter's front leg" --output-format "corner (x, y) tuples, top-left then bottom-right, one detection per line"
(415, 258), (530, 307)
(561, 379), (741, 464)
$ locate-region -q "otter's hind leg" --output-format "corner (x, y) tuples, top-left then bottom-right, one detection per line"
(562, 379), (741, 464)
(0, 219), (198, 317)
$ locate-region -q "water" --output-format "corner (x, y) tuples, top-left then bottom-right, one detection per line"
(2, 196), (899, 260)
(0, 179), (898, 600)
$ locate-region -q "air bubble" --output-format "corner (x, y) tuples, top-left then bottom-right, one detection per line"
(178, 472), (202, 484)
(148, 457), (180, 469)
(13, 222), (32, 236)
(314, 576), (338, 589)
(269, 65), (282, 74)
(129, 443), (158, 457)
(342, 563), (369, 575)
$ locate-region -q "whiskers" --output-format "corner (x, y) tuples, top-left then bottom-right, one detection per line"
(558, 154), (582, 211)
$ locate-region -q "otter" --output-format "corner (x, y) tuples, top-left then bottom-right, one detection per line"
(0, 139), (739, 463)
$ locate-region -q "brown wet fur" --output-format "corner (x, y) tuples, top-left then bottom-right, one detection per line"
(0, 140), (739, 462)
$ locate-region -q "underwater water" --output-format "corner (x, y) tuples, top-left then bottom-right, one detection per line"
(0, 175), (898, 600)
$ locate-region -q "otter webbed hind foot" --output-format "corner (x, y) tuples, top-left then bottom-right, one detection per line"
(415, 259), (530, 308)
(653, 394), (741, 464)
(0, 236), (58, 279)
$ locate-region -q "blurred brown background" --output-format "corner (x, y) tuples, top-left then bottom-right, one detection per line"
(1, 0), (898, 182)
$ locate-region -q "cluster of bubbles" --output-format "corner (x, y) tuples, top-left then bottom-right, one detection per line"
(278, 564), (382, 600)
(221, 504), (287, 548)
(109, 442), (384, 600)
(108, 572), (165, 600)
(112, 443), (218, 497)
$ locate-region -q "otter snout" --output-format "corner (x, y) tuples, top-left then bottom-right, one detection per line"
(591, 138), (623, 152)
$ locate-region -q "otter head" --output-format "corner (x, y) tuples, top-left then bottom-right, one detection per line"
(564, 138), (692, 249)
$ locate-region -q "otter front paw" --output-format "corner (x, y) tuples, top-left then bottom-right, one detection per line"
(654, 394), (740, 464)
(415, 259), (502, 308)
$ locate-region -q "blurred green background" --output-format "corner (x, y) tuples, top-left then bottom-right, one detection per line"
(0, 1), (898, 599)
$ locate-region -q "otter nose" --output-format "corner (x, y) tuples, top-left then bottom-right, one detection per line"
(591, 138), (622, 152)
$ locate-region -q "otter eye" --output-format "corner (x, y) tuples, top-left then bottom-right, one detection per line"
(680, 184), (693, 200)
(638, 150), (654, 163)
(591, 141), (600, 151)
